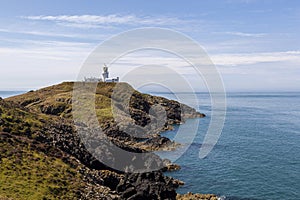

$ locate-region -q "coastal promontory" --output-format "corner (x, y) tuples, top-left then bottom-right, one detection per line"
(0, 82), (207, 199)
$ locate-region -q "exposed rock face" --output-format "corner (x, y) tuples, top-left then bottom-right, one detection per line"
(162, 161), (182, 172)
(136, 136), (180, 151)
(176, 192), (219, 200)
(0, 82), (207, 199)
(117, 172), (180, 200)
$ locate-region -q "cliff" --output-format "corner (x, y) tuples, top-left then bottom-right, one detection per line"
(0, 82), (205, 200)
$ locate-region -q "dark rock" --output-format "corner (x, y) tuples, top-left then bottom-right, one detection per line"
(40, 103), (67, 115)
(20, 97), (40, 107)
(122, 187), (137, 199)
(127, 192), (144, 200)
(117, 172), (178, 200)
(100, 170), (123, 190)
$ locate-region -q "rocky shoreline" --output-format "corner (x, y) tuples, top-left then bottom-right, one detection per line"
(0, 82), (218, 200)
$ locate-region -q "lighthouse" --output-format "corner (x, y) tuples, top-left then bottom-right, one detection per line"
(102, 64), (109, 81)
(83, 64), (118, 82)
(102, 64), (119, 82)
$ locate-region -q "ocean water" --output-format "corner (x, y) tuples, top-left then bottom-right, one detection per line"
(0, 91), (26, 99)
(151, 92), (300, 200)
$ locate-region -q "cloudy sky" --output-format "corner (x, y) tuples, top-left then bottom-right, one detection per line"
(0, 0), (299, 91)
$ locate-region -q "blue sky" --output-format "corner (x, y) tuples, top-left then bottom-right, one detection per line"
(0, 0), (299, 91)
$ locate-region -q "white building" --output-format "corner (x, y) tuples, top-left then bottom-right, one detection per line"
(104, 77), (119, 82)
(83, 77), (102, 82)
(83, 64), (119, 83)
(102, 64), (119, 83)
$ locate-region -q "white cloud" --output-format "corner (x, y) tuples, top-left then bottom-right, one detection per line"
(22, 14), (184, 28)
(0, 40), (93, 87)
(0, 39), (93, 61)
(0, 28), (76, 38)
(210, 51), (300, 66)
(0, 28), (107, 40)
(214, 31), (267, 37)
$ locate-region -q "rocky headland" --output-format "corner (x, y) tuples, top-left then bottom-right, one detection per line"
(0, 82), (216, 200)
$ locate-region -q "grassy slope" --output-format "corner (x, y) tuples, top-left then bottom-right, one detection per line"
(1, 82), (201, 199)
(0, 82), (136, 199)
(0, 98), (47, 136)
(6, 82), (116, 123)
(0, 133), (88, 200)
(0, 82), (112, 199)
(0, 96), (89, 199)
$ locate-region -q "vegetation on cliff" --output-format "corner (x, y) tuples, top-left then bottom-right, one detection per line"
(0, 82), (205, 200)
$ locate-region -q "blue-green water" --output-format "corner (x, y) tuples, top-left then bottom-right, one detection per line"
(152, 92), (300, 200)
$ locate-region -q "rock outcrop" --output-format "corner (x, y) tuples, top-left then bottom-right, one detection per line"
(177, 192), (219, 200)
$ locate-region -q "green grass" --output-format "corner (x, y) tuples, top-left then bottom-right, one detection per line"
(4, 82), (137, 128)
(0, 138), (85, 200)
(0, 100), (46, 136)
(5, 82), (121, 123)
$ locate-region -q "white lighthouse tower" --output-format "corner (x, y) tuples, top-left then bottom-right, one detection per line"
(84, 64), (119, 82)
(102, 64), (119, 82)
(102, 64), (109, 81)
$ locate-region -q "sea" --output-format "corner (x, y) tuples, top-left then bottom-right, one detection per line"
(0, 91), (26, 99)
(151, 92), (300, 200)
(1, 91), (299, 200)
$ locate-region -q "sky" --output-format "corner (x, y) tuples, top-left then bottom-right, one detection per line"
(0, 0), (300, 91)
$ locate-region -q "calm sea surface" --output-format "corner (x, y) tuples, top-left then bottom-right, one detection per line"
(0, 91), (26, 99)
(151, 92), (300, 200)
(1, 91), (299, 199)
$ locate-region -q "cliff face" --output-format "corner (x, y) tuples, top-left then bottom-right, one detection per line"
(0, 82), (204, 200)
